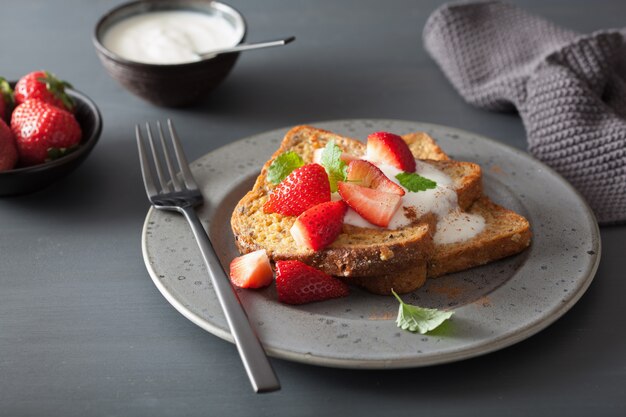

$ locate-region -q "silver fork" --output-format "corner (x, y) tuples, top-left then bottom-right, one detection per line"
(136, 119), (280, 393)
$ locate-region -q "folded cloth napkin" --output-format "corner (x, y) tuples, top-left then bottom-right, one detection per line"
(423, 0), (626, 224)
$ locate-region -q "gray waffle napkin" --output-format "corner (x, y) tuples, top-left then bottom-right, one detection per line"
(423, 0), (626, 224)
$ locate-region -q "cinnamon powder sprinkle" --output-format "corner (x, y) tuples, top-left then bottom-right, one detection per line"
(428, 283), (462, 299)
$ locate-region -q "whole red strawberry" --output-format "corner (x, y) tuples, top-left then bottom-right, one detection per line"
(275, 260), (349, 305)
(0, 77), (14, 122)
(0, 119), (18, 171)
(11, 99), (82, 166)
(14, 71), (75, 112)
(263, 163), (331, 216)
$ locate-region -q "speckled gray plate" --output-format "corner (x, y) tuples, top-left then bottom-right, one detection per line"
(141, 119), (601, 369)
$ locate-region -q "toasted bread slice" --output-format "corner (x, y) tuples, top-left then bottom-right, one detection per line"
(348, 197), (531, 294)
(350, 136), (531, 294)
(427, 197), (531, 278)
(231, 125), (482, 277)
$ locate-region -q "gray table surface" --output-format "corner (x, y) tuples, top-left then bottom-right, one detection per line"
(1, 0), (625, 416)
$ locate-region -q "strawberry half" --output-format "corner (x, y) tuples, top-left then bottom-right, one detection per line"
(290, 200), (347, 251)
(346, 159), (405, 196)
(263, 163), (331, 216)
(275, 260), (349, 305)
(366, 131), (416, 172)
(229, 249), (274, 289)
(337, 182), (402, 228)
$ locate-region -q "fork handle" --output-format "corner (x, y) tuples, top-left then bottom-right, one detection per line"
(180, 206), (281, 393)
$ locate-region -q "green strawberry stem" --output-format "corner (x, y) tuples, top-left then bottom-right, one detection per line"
(37, 71), (75, 111)
(0, 77), (14, 107)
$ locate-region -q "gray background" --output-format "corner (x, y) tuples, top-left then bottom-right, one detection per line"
(1, 0), (625, 416)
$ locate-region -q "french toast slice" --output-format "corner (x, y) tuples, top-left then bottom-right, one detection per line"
(347, 134), (531, 294)
(346, 197), (531, 294)
(231, 125), (483, 277)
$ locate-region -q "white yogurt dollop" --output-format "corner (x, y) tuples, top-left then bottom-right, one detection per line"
(434, 210), (486, 245)
(342, 159), (485, 244)
(102, 10), (243, 64)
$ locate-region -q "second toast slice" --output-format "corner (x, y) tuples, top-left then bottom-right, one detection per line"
(347, 197), (531, 294)
(346, 133), (531, 294)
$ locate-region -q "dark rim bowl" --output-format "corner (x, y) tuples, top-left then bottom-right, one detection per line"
(92, 0), (247, 107)
(0, 86), (103, 196)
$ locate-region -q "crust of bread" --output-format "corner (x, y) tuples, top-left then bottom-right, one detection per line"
(403, 132), (450, 161)
(345, 263), (427, 295)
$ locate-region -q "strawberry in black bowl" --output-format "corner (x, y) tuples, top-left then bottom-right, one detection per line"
(0, 71), (102, 196)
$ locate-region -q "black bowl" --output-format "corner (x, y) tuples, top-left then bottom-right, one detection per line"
(0, 86), (102, 196)
(93, 0), (247, 107)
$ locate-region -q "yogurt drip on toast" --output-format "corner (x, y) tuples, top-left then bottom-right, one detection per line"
(102, 11), (242, 64)
(342, 159), (485, 244)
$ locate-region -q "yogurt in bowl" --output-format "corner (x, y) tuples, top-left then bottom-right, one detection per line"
(93, 0), (247, 106)
(101, 10), (245, 65)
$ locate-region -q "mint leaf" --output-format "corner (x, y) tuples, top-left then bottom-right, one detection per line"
(267, 151), (305, 184)
(320, 141), (347, 192)
(392, 289), (453, 334)
(395, 172), (437, 192)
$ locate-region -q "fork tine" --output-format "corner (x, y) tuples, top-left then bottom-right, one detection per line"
(145, 123), (171, 193)
(136, 125), (158, 198)
(167, 119), (198, 190)
(156, 121), (182, 192)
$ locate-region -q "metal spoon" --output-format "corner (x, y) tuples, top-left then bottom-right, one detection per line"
(196, 36), (295, 59)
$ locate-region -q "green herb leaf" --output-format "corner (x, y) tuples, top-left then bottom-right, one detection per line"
(320, 141), (347, 192)
(392, 289), (453, 334)
(267, 151), (305, 184)
(395, 172), (437, 192)
(0, 77), (14, 107)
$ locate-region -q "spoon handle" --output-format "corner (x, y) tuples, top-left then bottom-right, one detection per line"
(198, 36), (295, 58)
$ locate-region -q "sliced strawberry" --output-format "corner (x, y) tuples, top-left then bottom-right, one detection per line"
(366, 131), (416, 172)
(346, 159), (405, 196)
(275, 260), (349, 304)
(337, 182), (402, 227)
(229, 249), (274, 289)
(290, 201), (347, 251)
(312, 148), (359, 165)
(263, 163), (331, 216)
